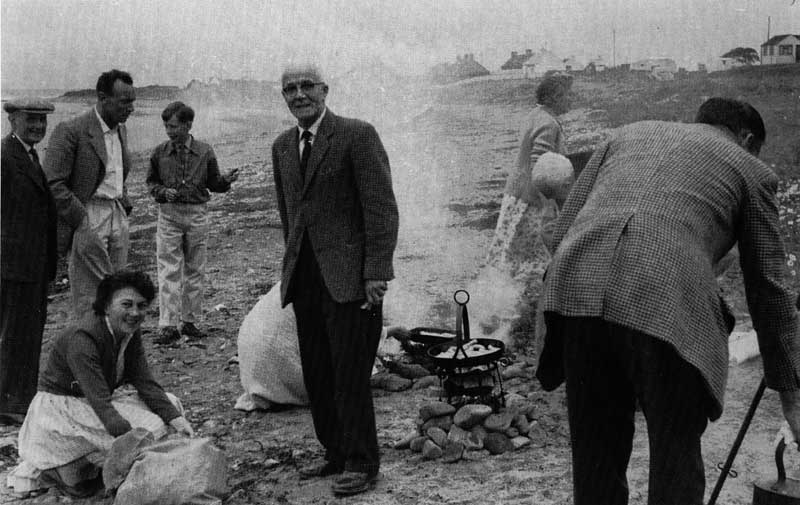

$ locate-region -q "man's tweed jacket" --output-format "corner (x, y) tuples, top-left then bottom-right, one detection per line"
(43, 110), (132, 255)
(539, 120), (800, 420)
(271, 110), (399, 305)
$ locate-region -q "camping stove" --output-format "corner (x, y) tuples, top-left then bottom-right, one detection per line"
(427, 290), (506, 410)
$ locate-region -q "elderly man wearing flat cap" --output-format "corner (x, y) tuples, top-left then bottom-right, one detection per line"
(1, 98), (58, 425)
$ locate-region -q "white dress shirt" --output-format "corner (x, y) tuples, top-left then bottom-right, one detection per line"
(93, 107), (124, 200)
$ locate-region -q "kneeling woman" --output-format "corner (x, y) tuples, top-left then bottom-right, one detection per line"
(10, 270), (193, 495)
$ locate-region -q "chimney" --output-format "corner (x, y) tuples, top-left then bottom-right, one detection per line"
(511, 51), (518, 58)
(526, 49), (532, 55)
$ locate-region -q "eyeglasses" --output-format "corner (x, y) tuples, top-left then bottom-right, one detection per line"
(282, 80), (324, 96)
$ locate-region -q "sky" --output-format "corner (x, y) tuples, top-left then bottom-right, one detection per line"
(1, 0), (799, 90)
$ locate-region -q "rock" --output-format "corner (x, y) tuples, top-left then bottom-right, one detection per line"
(427, 427), (448, 447)
(410, 436), (428, 453)
(505, 394), (529, 412)
(421, 415), (453, 433)
(501, 364), (528, 379)
(419, 401), (456, 421)
(453, 404), (493, 429)
(484, 412), (514, 432)
(510, 436), (531, 450)
(393, 431), (419, 450)
(385, 374), (413, 392)
(462, 449), (490, 461)
(484, 432), (514, 455)
(412, 375), (439, 390)
(422, 439), (443, 460)
(467, 425), (487, 451)
(464, 430), (484, 451)
(505, 427), (519, 438)
(447, 425), (469, 445)
(370, 372), (412, 391)
(394, 362), (433, 380)
(442, 441), (464, 463)
(513, 414), (531, 436)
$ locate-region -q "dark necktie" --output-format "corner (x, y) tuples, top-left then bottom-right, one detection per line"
(29, 147), (40, 167)
(299, 130), (313, 180)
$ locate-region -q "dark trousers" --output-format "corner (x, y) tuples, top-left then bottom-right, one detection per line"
(0, 276), (48, 415)
(290, 240), (382, 475)
(548, 315), (709, 505)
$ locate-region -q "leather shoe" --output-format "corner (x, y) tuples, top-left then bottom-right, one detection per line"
(180, 322), (206, 340)
(154, 326), (181, 346)
(332, 471), (378, 496)
(298, 460), (343, 480)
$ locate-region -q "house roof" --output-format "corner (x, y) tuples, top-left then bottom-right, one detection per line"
(501, 51), (533, 70)
(761, 34), (800, 46)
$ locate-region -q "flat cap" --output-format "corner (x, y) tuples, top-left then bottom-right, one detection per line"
(3, 97), (55, 114)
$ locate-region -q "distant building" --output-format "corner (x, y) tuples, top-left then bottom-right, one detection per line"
(522, 49), (567, 79)
(630, 57), (677, 73)
(563, 56), (585, 73)
(427, 53), (490, 84)
(500, 49), (534, 70)
(585, 56), (607, 73)
(760, 34), (800, 65)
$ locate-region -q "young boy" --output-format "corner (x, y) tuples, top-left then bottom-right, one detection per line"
(146, 102), (239, 345)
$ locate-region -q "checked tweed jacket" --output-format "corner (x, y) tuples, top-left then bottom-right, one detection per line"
(540, 120), (800, 419)
(272, 110), (399, 305)
(43, 110), (132, 256)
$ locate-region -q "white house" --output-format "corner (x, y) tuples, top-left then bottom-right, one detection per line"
(522, 49), (567, 79)
(761, 34), (800, 65)
(630, 57), (677, 73)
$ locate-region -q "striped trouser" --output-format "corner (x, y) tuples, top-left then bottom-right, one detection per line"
(290, 237), (382, 475)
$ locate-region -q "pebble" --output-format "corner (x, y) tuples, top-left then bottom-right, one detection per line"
(410, 436), (428, 453)
(510, 436), (532, 450)
(412, 375), (439, 390)
(370, 372), (413, 391)
(394, 362), (433, 380)
(505, 427), (520, 438)
(421, 414), (453, 433)
(394, 432), (418, 450)
(447, 425), (469, 445)
(427, 427), (448, 447)
(483, 412), (514, 432)
(453, 404), (493, 429)
(419, 401), (456, 421)
(501, 364), (529, 380)
(464, 430), (484, 451)
(422, 439), (443, 460)
(462, 449), (490, 461)
(442, 441), (464, 463)
(505, 393), (529, 412)
(513, 414), (531, 436)
(484, 432), (514, 455)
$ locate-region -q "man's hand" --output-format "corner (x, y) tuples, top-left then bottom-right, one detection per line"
(169, 416), (195, 437)
(776, 390), (800, 449)
(364, 279), (387, 305)
(226, 168), (240, 183)
(164, 188), (179, 202)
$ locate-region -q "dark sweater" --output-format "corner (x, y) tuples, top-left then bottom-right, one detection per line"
(38, 314), (180, 436)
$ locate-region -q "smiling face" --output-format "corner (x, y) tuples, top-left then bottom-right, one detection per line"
(281, 68), (328, 128)
(105, 286), (149, 337)
(10, 111), (48, 145)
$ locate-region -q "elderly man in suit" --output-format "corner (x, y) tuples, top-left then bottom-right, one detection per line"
(44, 69), (136, 320)
(271, 63), (398, 497)
(1, 98), (57, 425)
(536, 97), (800, 505)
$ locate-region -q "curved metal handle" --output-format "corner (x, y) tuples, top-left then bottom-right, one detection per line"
(776, 438), (787, 483)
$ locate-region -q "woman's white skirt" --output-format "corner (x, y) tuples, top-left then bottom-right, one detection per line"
(7, 388), (182, 492)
